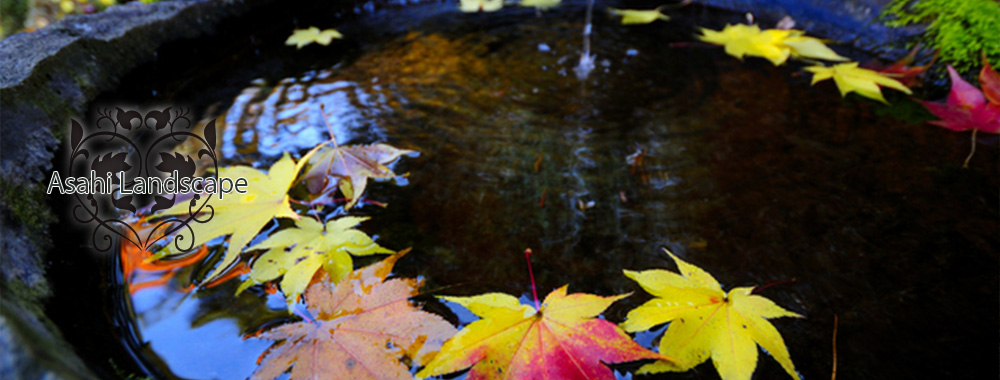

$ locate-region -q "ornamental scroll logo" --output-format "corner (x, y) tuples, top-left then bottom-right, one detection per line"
(56, 107), (221, 254)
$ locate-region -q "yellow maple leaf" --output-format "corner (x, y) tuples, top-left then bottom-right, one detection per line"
(238, 216), (393, 312)
(459, 0), (503, 13)
(285, 27), (343, 49)
(621, 249), (803, 380)
(520, 0), (560, 10)
(699, 24), (846, 66)
(157, 151), (317, 282)
(805, 62), (913, 103)
(609, 7), (671, 25)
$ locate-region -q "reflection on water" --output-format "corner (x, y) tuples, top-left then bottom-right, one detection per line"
(122, 3), (998, 380)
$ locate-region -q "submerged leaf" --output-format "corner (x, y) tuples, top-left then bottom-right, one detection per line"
(285, 27), (343, 49)
(805, 62), (912, 103)
(609, 7), (670, 25)
(304, 143), (414, 209)
(240, 216), (394, 311)
(416, 286), (664, 379)
(621, 249), (802, 380)
(251, 251), (456, 380)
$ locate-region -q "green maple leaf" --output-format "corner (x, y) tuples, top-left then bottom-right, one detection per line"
(238, 216), (393, 312)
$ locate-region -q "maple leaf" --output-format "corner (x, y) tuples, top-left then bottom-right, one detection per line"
(285, 27), (343, 49)
(869, 46), (930, 88)
(621, 250), (802, 380)
(699, 24), (847, 66)
(157, 152), (314, 281)
(609, 7), (671, 25)
(459, 0), (503, 13)
(920, 65), (1000, 134)
(304, 143), (414, 209)
(981, 56), (1000, 105)
(804, 62), (913, 103)
(416, 286), (664, 380)
(520, 0), (560, 10)
(251, 251), (456, 380)
(239, 216), (394, 312)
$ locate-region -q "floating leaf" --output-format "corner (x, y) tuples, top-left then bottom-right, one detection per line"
(416, 286), (664, 379)
(157, 152), (315, 281)
(918, 65), (1000, 136)
(304, 143), (415, 209)
(804, 62), (912, 103)
(621, 249), (802, 380)
(251, 251), (456, 380)
(239, 216), (394, 312)
(699, 24), (847, 66)
(609, 7), (670, 25)
(285, 27), (343, 49)
(520, 0), (560, 10)
(979, 56), (1000, 106)
(459, 0), (503, 13)
(870, 46), (930, 88)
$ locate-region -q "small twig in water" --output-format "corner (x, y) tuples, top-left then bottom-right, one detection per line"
(832, 314), (839, 380)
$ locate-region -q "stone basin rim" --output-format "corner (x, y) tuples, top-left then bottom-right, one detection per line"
(0, 0), (919, 379)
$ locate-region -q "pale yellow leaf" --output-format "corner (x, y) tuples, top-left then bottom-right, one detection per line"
(157, 153), (306, 282)
(520, 0), (560, 10)
(242, 216), (393, 311)
(285, 27), (343, 49)
(805, 62), (912, 103)
(460, 0), (503, 13)
(610, 7), (671, 25)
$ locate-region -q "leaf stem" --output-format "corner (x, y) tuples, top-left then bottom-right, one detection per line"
(962, 129), (978, 168)
(292, 304), (317, 324)
(318, 104), (339, 148)
(525, 248), (541, 310)
(751, 278), (797, 294)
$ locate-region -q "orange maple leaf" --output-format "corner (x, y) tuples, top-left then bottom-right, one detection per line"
(416, 286), (667, 380)
(250, 250), (456, 380)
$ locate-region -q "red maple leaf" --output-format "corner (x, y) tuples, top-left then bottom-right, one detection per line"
(921, 66), (1000, 134)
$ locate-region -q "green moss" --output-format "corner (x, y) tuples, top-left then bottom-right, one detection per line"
(0, 179), (56, 242)
(883, 0), (1000, 74)
(0, 0), (28, 38)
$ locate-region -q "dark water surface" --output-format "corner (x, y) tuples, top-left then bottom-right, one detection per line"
(48, 1), (999, 379)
